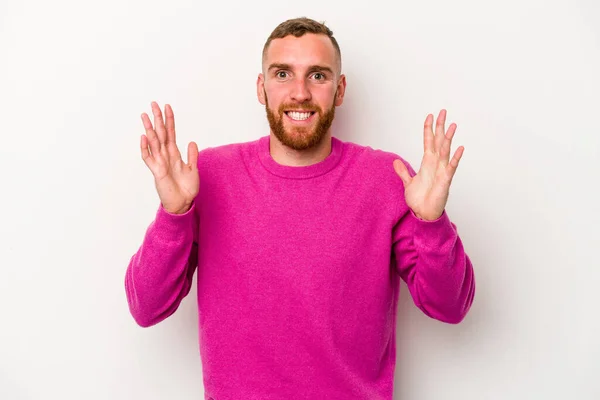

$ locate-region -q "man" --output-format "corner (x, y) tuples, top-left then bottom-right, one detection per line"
(125, 17), (475, 400)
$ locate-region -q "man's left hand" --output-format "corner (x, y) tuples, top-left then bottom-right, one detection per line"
(393, 109), (464, 221)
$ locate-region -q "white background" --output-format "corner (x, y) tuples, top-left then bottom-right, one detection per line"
(1, 0), (598, 399)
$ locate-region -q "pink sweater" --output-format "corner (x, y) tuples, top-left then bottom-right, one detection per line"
(125, 135), (475, 400)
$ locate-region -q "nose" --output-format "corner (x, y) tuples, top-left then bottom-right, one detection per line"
(290, 77), (312, 103)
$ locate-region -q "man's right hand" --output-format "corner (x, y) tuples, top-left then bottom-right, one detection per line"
(140, 102), (199, 215)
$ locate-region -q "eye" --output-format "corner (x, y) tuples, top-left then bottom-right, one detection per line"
(276, 71), (288, 79)
(313, 72), (324, 80)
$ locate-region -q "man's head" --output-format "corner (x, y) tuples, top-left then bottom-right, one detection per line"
(257, 17), (346, 151)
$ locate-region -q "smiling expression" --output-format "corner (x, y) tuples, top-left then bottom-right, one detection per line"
(257, 33), (346, 151)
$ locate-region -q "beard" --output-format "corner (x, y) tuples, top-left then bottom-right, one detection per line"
(264, 91), (336, 151)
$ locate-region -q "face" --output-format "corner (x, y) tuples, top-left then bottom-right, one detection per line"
(257, 33), (346, 151)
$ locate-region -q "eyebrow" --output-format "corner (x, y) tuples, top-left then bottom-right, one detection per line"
(267, 63), (334, 75)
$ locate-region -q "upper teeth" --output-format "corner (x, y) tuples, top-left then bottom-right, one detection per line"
(288, 111), (311, 121)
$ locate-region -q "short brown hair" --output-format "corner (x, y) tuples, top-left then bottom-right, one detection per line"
(262, 17), (342, 72)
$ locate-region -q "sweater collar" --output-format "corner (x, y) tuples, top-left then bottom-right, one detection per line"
(257, 135), (344, 179)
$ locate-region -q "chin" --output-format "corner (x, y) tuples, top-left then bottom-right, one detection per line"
(276, 129), (327, 151)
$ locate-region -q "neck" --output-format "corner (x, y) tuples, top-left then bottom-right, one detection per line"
(269, 133), (332, 167)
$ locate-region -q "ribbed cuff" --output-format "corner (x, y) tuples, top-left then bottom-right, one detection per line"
(152, 202), (196, 240)
(410, 209), (457, 250)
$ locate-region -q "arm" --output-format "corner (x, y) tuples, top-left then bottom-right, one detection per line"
(391, 109), (475, 323)
(125, 101), (200, 327)
(124, 203), (199, 327)
(392, 206), (475, 324)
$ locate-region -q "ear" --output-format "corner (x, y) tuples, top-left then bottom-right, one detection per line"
(334, 74), (346, 107)
(257, 73), (266, 105)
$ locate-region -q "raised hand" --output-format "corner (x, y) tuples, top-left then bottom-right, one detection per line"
(393, 109), (464, 221)
(140, 102), (199, 214)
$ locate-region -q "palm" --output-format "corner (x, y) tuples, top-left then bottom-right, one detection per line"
(393, 109), (464, 221)
(152, 149), (199, 212)
(140, 102), (199, 214)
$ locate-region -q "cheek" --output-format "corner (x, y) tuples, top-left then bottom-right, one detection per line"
(264, 87), (283, 106)
(313, 90), (337, 108)
(313, 83), (336, 97)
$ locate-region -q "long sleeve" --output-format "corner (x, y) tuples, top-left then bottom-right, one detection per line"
(124, 202), (199, 327)
(392, 206), (475, 324)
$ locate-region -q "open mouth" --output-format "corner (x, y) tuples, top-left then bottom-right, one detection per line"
(285, 111), (316, 122)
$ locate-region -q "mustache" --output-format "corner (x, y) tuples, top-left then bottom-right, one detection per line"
(277, 103), (321, 113)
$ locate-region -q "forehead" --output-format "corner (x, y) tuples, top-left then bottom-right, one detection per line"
(264, 33), (337, 71)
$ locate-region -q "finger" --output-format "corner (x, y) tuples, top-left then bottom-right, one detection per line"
(164, 104), (182, 159)
(446, 146), (464, 178)
(393, 159), (412, 187)
(140, 135), (156, 169)
(141, 113), (161, 157)
(164, 104), (176, 145)
(187, 141), (199, 170)
(434, 109), (447, 153)
(151, 101), (168, 147)
(423, 114), (435, 154)
(439, 123), (457, 166)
